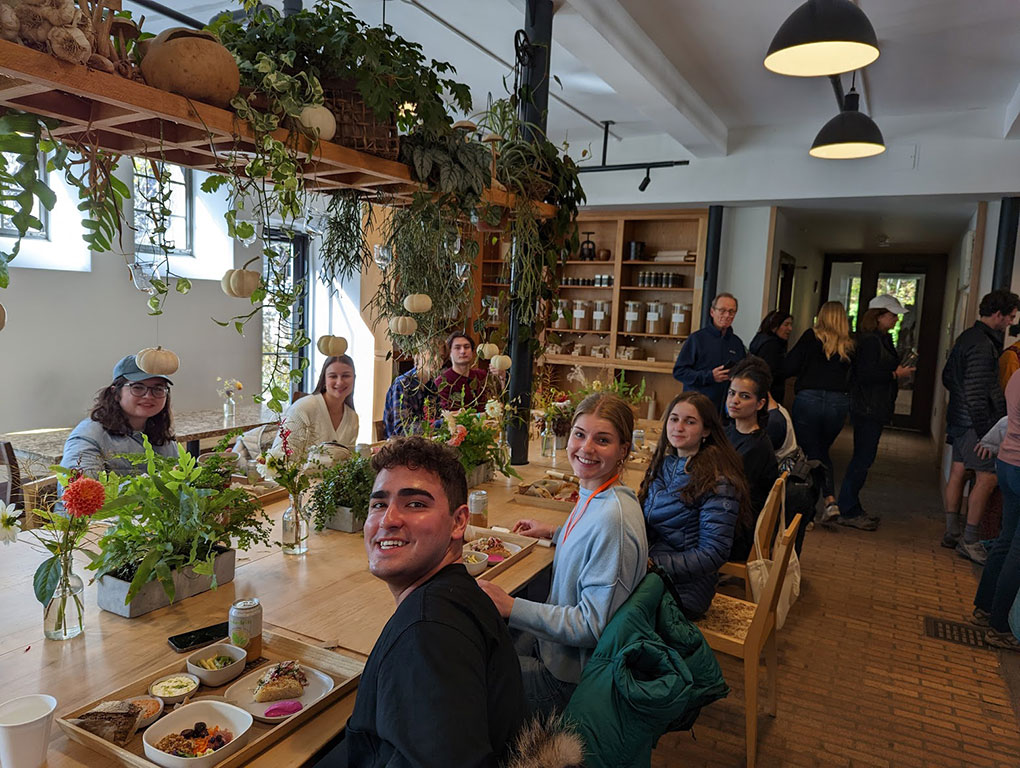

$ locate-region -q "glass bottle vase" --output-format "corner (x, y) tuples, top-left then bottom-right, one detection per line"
(282, 493), (309, 555)
(223, 395), (236, 422)
(43, 562), (84, 641)
(540, 423), (554, 458)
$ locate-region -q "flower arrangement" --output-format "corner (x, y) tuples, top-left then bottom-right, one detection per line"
(256, 422), (321, 498)
(422, 406), (517, 479)
(216, 377), (244, 401)
(309, 454), (376, 532)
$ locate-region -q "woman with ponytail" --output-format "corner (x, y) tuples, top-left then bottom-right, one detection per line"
(638, 391), (749, 618)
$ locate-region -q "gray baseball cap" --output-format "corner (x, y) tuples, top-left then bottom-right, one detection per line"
(112, 354), (174, 384)
(868, 294), (907, 314)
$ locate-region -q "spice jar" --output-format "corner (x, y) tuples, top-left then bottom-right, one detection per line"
(551, 299), (570, 330)
(572, 299), (592, 331)
(592, 300), (612, 332)
(624, 301), (644, 334)
(645, 300), (666, 334)
(671, 302), (692, 336)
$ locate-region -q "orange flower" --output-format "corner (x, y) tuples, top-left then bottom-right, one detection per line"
(62, 476), (106, 518)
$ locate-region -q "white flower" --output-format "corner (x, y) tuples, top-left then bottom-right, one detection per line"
(485, 399), (503, 420)
(442, 409), (458, 435)
(0, 502), (22, 545)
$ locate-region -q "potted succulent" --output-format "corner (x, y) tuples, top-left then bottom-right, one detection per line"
(309, 454), (376, 534)
(87, 437), (272, 618)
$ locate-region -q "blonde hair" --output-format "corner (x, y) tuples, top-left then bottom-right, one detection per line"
(814, 301), (854, 362)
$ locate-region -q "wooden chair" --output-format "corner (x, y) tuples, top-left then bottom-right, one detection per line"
(0, 441), (24, 510)
(374, 420), (386, 442)
(696, 512), (802, 768)
(719, 472), (788, 600)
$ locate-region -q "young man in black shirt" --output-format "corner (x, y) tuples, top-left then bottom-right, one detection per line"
(321, 437), (524, 768)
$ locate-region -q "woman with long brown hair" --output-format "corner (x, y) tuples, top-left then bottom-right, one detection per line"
(784, 301), (854, 522)
(638, 391), (749, 618)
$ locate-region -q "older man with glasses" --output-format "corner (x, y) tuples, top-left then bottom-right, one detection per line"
(672, 292), (747, 413)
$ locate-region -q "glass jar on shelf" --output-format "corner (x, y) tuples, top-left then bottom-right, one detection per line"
(572, 299), (592, 331)
(645, 301), (666, 335)
(623, 301), (644, 334)
(551, 299), (570, 329)
(671, 302), (692, 336)
(592, 300), (612, 332)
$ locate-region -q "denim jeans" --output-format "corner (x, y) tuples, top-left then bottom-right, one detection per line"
(792, 389), (849, 498)
(975, 459), (1020, 633)
(515, 632), (576, 719)
(836, 415), (885, 518)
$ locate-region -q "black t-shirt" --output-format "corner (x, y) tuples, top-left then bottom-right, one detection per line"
(784, 328), (852, 393)
(345, 564), (525, 768)
(725, 424), (780, 561)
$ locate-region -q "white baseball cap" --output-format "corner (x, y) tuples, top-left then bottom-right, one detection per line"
(868, 294), (907, 314)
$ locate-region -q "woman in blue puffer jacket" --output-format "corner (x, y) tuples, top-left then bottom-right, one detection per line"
(638, 391), (750, 618)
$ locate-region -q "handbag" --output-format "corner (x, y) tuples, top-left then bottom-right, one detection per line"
(746, 489), (801, 629)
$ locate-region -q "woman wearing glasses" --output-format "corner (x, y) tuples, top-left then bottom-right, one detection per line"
(60, 354), (177, 475)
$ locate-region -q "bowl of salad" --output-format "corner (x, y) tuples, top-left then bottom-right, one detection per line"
(186, 644), (247, 687)
(143, 700), (252, 768)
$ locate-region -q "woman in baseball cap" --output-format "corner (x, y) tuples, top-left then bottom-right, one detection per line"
(60, 354), (178, 475)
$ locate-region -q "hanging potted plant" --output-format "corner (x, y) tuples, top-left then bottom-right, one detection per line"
(309, 454), (376, 534)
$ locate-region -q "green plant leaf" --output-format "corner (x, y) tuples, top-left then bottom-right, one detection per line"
(33, 556), (61, 605)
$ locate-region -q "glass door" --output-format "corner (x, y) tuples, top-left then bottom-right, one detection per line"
(876, 272), (925, 419)
(827, 261), (863, 330)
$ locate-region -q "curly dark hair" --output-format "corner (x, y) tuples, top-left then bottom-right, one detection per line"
(312, 355), (356, 409)
(371, 436), (467, 512)
(979, 289), (1020, 318)
(90, 378), (175, 444)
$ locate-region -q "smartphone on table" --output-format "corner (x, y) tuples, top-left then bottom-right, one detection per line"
(167, 621), (229, 653)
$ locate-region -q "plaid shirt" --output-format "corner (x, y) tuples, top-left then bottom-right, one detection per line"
(383, 368), (439, 438)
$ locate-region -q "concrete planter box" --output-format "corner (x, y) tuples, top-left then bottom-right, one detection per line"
(466, 462), (494, 489)
(325, 506), (364, 534)
(97, 548), (236, 618)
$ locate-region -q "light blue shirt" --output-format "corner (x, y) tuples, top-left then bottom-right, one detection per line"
(60, 418), (177, 475)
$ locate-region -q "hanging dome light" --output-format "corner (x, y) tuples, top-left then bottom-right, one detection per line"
(764, 0), (880, 77)
(809, 90), (885, 159)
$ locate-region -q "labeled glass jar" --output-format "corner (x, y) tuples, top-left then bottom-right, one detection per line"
(671, 302), (692, 336)
(645, 301), (666, 334)
(624, 301), (644, 334)
(572, 299), (592, 331)
(592, 300), (612, 332)
(552, 299), (570, 329)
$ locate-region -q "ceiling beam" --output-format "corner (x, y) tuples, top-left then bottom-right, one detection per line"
(1004, 80), (1020, 139)
(554, 0), (727, 157)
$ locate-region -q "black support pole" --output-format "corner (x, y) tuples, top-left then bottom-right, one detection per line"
(506, 0), (553, 465)
(993, 196), (1020, 291)
(701, 205), (724, 328)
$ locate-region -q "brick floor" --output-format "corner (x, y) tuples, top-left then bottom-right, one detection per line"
(651, 429), (1020, 767)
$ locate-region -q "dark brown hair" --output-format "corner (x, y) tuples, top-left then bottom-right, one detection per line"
(728, 356), (771, 430)
(572, 392), (634, 452)
(371, 436), (467, 512)
(757, 310), (792, 335)
(313, 355), (356, 409)
(445, 330), (475, 352)
(638, 391), (749, 517)
(90, 378), (175, 444)
(858, 307), (888, 334)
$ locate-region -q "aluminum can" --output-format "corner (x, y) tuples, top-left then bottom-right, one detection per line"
(468, 490), (489, 528)
(229, 597), (263, 661)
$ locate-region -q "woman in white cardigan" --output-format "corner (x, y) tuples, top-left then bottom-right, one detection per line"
(269, 355), (359, 469)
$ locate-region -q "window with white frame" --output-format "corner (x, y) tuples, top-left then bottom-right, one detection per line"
(0, 152), (48, 239)
(132, 158), (192, 256)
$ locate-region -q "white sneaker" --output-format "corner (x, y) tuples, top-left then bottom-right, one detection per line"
(820, 502), (840, 524)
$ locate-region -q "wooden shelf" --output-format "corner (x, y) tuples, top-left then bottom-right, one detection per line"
(547, 328), (612, 335)
(620, 286), (694, 292)
(561, 260), (614, 265)
(0, 40), (555, 214)
(541, 354), (674, 374)
(621, 260), (697, 266)
(619, 332), (689, 340)
(558, 284), (613, 290)
(482, 282), (509, 288)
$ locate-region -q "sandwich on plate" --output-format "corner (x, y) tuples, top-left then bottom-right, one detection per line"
(253, 660), (308, 703)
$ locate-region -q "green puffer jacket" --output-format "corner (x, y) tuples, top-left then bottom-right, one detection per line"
(561, 571), (728, 768)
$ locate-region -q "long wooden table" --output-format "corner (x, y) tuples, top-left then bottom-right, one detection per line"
(0, 446), (595, 767)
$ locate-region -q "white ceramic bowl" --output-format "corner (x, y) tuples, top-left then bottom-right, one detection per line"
(148, 673), (200, 705)
(462, 550), (489, 576)
(186, 644), (247, 687)
(125, 695), (164, 729)
(142, 700), (252, 768)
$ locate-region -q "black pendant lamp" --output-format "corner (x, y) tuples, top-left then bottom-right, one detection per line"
(810, 88), (884, 159)
(764, 0), (880, 77)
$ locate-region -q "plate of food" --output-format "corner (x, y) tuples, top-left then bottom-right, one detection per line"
(142, 700), (252, 768)
(466, 535), (521, 565)
(223, 660), (334, 723)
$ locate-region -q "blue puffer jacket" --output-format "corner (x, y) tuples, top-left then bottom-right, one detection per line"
(642, 454), (740, 617)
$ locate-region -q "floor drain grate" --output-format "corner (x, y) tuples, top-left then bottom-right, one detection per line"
(923, 616), (989, 649)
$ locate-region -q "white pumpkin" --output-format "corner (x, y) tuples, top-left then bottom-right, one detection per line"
(136, 346), (180, 375)
(477, 342), (499, 360)
(297, 104), (337, 141)
(221, 268), (260, 298)
(316, 335), (349, 357)
(489, 354), (512, 372)
(388, 316), (418, 335)
(402, 293), (433, 314)
(0, 302), (6, 332)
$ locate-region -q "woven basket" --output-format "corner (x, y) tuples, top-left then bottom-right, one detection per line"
(322, 78), (399, 160)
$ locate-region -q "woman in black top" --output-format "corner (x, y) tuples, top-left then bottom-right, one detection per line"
(749, 310), (793, 404)
(725, 357), (780, 560)
(784, 301), (854, 523)
(835, 297), (915, 531)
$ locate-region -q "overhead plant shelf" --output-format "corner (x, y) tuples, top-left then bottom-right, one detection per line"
(0, 41), (554, 215)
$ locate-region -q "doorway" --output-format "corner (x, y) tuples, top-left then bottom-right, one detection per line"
(821, 253), (947, 433)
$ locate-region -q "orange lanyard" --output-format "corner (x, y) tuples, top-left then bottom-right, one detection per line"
(562, 474), (619, 544)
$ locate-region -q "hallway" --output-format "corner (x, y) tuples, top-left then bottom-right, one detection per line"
(652, 429), (1020, 767)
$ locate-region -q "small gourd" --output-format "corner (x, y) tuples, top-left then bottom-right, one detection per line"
(136, 346), (179, 375)
(389, 316), (418, 336)
(0, 302), (6, 332)
(297, 105), (337, 141)
(489, 354), (512, 372)
(316, 335), (349, 356)
(221, 268), (260, 298)
(477, 342), (499, 360)
(402, 293), (433, 314)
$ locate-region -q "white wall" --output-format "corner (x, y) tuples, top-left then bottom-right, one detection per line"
(773, 208), (824, 336)
(716, 206), (773, 343)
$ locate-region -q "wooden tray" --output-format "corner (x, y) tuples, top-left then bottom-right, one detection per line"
(57, 630), (361, 768)
(465, 525), (538, 580)
(511, 493), (575, 513)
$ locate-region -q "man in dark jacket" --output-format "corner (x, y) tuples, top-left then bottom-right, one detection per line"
(324, 437), (524, 767)
(673, 293), (747, 413)
(942, 289), (1020, 562)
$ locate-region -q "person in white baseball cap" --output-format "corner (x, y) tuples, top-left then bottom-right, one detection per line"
(868, 294), (908, 315)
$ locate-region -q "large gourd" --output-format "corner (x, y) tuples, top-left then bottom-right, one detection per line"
(136, 346), (179, 375)
(477, 342), (499, 360)
(140, 28), (240, 109)
(489, 354), (512, 372)
(297, 105), (337, 141)
(221, 268), (260, 298)
(316, 335), (349, 356)
(402, 294), (433, 314)
(388, 316), (418, 335)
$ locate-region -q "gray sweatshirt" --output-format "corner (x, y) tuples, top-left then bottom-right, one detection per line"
(509, 484), (648, 684)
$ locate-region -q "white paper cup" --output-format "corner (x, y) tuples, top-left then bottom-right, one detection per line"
(0, 694), (57, 768)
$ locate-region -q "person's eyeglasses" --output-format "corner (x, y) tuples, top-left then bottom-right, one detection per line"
(125, 383), (169, 399)
(713, 307), (737, 316)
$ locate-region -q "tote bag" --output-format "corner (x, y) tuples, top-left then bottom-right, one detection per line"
(747, 491), (801, 629)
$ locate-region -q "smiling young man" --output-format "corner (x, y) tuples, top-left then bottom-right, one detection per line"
(672, 292), (747, 413)
(339, 437), (524, 768)
(434, 331), (489, 411)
